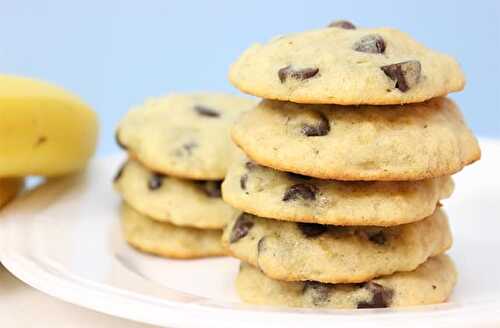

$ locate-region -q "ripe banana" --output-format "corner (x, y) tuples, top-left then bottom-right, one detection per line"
(0, 75), (99, 177)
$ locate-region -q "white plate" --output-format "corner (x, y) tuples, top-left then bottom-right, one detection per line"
(1, 139), (500, 328)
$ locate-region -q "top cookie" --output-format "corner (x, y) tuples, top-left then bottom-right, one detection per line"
(232, 98), (480, 181)
(229, 24), (465, 105)
(117, 93), (257, 180)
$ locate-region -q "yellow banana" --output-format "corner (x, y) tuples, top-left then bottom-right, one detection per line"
(0, 75), (99, 177)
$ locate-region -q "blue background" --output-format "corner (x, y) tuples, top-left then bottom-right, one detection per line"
(1, 0), (499, 155)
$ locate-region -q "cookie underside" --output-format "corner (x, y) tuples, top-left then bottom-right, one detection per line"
(222, 151), (454, 225)
(236, 255), (457, 309)
(115, 159), (237, 229)
(232, 98), (480, 181)
(222, 209), (451, 283)
(121, 202), (225, 259)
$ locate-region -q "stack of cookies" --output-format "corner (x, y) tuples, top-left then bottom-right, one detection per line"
(222, 21), (481, 308)
(114, 93), (255, 258)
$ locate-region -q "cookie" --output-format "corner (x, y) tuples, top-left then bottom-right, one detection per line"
(232, 98), (480, 181)
(236, 254), (456, 309)
(116, 93), (257, 180)
(0, 178), (23, 208)
(222, 209), (451, 283)
(121, 203), (225, 259)
(115, 160), (238, 229)
(229, 25), (464, 105)
(222, 151), (453, 226)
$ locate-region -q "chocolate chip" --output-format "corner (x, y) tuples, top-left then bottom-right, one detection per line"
(229, 213), (255, 243)
(297, 222), (327, 238)
(113, 163), (126, 182)
(240, 174), (248, 190)
(303, 281), (334, 306)
(282, 183), (318, 201)
(301, 113), (330, 137)
(182, 142), (197, 155)
(432, 285), (437, 290)
(354, 34), (386, 54)
(115, 131), (127, 150)
(196, 180), (222, 198)
(368, 231), (386, 245)
(278, 65), (319, 83)
(194, 105), (220, 118)
(381, 60), (421, 92)
(328, 20), (356, 29)
(148, 172), (165, 190)
(357, 282), (393, 308)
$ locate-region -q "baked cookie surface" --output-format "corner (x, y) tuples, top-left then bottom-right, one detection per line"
(232, 98), (480, 181)
(115, 160), (238, 229)
(236, 255), (457, 309)
(121, 203), (225, 259)
(222, 151), (453, 225)
(117, 93), (256, 180)
(223, 209), (451, 283)
(229, 25), (464, 105)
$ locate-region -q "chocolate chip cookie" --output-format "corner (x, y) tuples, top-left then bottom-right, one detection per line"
(116, 93), (256, 180)
(236, 255), (456, 308)
(222, 151), (453, 226)
(115, 160), (238, 229)
(229, 24), (464, 105)
(121, 203), (225, 259)
(231, 98), (480, 181)
(222, 209), (451, 283)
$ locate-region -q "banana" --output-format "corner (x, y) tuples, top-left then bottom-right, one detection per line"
(0, 178), (23, 208)
(0, 75), (99, 177)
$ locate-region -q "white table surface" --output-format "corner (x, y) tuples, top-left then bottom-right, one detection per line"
(0, 263), (155, 327)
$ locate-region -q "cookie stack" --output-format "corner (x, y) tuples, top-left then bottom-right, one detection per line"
(222, 21), (481, 308)
(114, 93), (256, 258)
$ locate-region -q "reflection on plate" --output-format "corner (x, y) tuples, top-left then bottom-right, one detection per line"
(1, 139), (500, 328)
